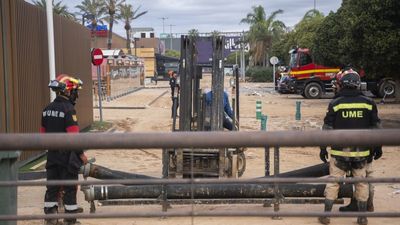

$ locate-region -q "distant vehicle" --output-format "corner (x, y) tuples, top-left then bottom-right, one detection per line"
(277, 73), (294, 94)
(156, 54), (179, 80)
(287, 47), (397, 99)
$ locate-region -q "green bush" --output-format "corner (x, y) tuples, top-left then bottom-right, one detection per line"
(246, 66), (273, 82)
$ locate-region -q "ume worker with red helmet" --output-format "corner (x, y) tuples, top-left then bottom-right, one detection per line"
(42, 74), (88, 225)
(318, 68), (381, 225)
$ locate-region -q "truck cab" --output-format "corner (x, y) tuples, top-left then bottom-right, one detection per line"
(287, 48), (396, 99)
(288, 48), (340, 98)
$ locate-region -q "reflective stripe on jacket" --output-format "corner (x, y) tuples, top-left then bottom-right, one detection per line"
(323, 89), (380, 162)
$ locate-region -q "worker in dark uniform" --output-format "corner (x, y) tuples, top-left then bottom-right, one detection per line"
(318, 68), (381, 225)
(169, 71), (180, 117)
(169, 71), (179, 97)
(330, 68), (383, 213)
(42, 74), (88, 225)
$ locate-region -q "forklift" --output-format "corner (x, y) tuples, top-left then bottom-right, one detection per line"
(165, 35), (246, 178)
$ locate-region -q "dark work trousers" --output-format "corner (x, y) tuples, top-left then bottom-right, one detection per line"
(171, 97), (179, 118)
(44, 165), (78, 212)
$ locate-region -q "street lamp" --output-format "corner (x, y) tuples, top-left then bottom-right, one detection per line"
(159, 17), (168, 33)
(169, 24), (176, 50)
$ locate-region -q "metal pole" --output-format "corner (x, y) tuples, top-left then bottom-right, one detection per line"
(161, 149), (169, 211)
(241, 31), (245, 81)
(264, 146), (270, 176)
(1, 130), (400, 150)
(2, 211), (400, 221)
(97, 66), (103, 122)
(273, 146), (281, 219)
(273, 64), (276, 90)
(46, 0), (56, 101)
(169, 24), (175, 50)
(235, 66), (239, 123)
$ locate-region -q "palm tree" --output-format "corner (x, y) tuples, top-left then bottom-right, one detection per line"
(119, 4), (147, 54)
(188, 29), (199, 39)
(33, 0), (76, 21)
(301, 9), (324, 21)
(76, 0), (107, 36)
(210, 30), (221, 37)
(241, 5), (285, 66)
(103, 0), (124, 49)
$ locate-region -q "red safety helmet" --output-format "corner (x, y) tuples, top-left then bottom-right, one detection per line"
(48, 74), (83, 93)
(334, 68), (361, 89)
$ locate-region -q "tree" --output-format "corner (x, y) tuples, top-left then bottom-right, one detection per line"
(294, 9), (324, 49)
(270, 9), (324, 65)
(188, 29), (199, 39)
(210, 30), (221, 37)
(225, 51), (249, 66)
(76, 0), (107, 35)
(241, 5), (285, 67)
(165, 49), (180, 58)
(33, 0), (76, 21)
(119, 4), (147, 54)
(313, 0), (400, 100)
(103, 0), (124, 49)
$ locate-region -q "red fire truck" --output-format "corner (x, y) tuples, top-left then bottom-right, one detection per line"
(287, 48), (396, 99)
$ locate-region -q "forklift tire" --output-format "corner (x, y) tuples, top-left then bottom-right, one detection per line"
(237, 151), (246, 177)
(378, 80), (396, 98)
(304, 82), (323, 99)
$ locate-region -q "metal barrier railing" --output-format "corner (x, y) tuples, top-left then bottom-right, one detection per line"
(1, 129), (400, 221)
(0, 129), (399, 150)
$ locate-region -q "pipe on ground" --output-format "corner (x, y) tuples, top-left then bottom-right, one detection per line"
(80, 163), (156, 180)
(275, 163), (329, 178)
(84, 183), (352, 201)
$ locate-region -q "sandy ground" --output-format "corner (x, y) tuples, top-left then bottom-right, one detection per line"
(18, 75), (400, 225)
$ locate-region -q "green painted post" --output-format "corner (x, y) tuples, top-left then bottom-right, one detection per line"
(261, 114), (268, 131)
(256, 100), (262, 120)
(295, 101), (301, 121)
(0, 151), (20, 225)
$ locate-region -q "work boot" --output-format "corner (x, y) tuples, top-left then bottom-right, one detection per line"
(318, 199), (334, 224)
(339, 197), (358, 212)
(44, 206), (58, 225)
(367, 188), (374, 212)
(357, 201), (368, 225)
(63, 209), (81, 225)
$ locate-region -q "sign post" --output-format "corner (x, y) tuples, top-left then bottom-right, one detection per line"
(269, 56), (279, 90)
(91, 48), (104, 122)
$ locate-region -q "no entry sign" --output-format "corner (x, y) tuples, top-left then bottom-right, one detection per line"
(91, 48), (104, 66)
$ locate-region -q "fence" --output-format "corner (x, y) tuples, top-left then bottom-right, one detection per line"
(0, 129), (399, 222)
(0, 0), (93, 161)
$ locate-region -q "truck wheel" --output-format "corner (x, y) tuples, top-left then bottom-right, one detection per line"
(378, 80), (396, 98)
(304, 83), (323, 99)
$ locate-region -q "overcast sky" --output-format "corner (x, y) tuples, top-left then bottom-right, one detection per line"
(31, 0), (343, 36)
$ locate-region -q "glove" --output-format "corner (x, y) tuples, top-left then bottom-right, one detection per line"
(373, 146), (382, 160)
(319, 147), (328, 163)
(80, 153), (88, 165)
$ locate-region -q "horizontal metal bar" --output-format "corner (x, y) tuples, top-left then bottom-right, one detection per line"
(0, 129), (399, 150)
(98, 198), (344, 206)
(0, 177), (399, 187)
(1, 211), (399, 221)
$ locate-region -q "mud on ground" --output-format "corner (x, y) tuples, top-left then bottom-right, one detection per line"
(18, 76), (400, 225)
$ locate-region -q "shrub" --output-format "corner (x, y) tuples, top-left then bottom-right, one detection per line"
(246, 66), (273, 82)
